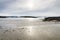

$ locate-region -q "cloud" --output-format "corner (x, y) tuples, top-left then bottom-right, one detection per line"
(0, 0), (60, 16)
(6, 0), (56, 10)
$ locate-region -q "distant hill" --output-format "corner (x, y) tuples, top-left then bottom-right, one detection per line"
(20, 16), (37, 18)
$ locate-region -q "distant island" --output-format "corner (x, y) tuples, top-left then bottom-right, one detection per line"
(0, 16), (38, 18)
(20, 16), (37, 18)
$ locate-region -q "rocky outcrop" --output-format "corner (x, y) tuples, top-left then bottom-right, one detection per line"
(43, 17), (60, 21)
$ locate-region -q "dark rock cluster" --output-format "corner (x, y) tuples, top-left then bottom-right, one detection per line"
(43, 17), (60, 21)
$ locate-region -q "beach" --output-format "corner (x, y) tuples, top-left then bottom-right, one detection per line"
(0, 18), (60, 40)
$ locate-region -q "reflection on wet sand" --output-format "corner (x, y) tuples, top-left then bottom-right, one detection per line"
(25, 26), (34, 36)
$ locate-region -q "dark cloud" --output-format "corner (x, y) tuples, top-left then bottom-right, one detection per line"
(0, 0), (16, 11)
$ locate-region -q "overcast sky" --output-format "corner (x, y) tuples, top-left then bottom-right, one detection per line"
(0, 0), (60, 16)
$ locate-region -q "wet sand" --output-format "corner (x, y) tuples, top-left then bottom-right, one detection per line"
(0, 18), (60, 40)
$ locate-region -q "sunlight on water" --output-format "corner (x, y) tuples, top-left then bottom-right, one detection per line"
(26, 18), (35, 21)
